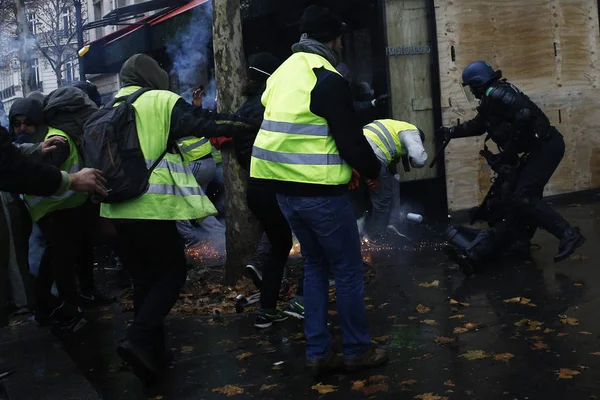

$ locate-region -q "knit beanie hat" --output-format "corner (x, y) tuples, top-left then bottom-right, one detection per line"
(299, 5), (347, 43)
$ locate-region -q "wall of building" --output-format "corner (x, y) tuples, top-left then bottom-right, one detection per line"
(436, 0), (600, 211)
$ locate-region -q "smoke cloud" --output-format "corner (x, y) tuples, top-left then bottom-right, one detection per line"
(166, 1), (216, 109)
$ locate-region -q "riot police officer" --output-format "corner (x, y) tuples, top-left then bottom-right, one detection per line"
(438, 61), (585, 264)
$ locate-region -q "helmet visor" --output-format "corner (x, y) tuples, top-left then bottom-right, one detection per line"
(461, 83), (478, 104)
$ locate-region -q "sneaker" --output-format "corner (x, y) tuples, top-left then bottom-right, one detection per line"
(254, 308), (288, 329)
(305, 352), (343, 377)
(344, 346), (388, 372)
(59, 313), (88, 333)
(79, 289), (117, 308)
(283, 296), (305, 319)
(555, 227), (586, 262)
(117, 340), (160, 383)
(245, 264), (263, 289)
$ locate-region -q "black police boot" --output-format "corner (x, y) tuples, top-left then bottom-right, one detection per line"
(444, 244), (476, 277)
(554, 227), (586, 262)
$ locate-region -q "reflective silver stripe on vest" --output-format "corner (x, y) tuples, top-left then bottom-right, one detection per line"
(146, 184), (205, 197)
(180, 138), (209, 153)
(26, 190), (76, 207)
(365, 122), (397, 158)
(252, 147), (346, 165)
(261, 120), (329, 137)
(146, 159), (187, 174)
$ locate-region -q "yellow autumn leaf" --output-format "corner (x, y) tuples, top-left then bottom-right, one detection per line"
(422, 319), (439, 326)
(236, 352), (252, 360)
(260, 384), (278, 391)
(460, 350), (490, 360)
(372, 336), (390, 343)
(464, 322), (479, 330)
(514, 319), (543, 330)
(408, 316), (418, 320)
(181, 346), (194, 354)
(579, 331), (593, 335)
(557, 333), (569, 337)
(444, 380), (456, 387)
(449, 314), (465, 319)
(558, 368), (581, 379)
(591, 352), (600, 356)
(417, 304), (431, 313)
(543, 328), (556, 334)
(574, 283), (583, 287)
(453, 327), (469, 334)
(434, 336), (456, 345)
(414, 393), (449, 400)
(449, 299), (470, 307)
(212, 385), (245, 396)
(559, 315), (580, 326)
(351, 380), (366, 391)
(494, 353), (515, 361)
(312, 384), (338, 394)
(419, 280), (440, 288)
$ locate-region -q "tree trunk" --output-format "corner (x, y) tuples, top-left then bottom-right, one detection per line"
(15, 0), (33, 95)
(212, 0), (262, 285)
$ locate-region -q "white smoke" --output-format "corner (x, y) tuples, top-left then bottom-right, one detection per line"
(166, 1), (217, 109)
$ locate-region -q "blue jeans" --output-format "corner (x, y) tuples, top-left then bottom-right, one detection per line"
(367, 163), (401, 237)
(277, 193), (370, 360)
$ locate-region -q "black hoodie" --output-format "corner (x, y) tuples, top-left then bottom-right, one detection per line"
(8, 98), (47, 143)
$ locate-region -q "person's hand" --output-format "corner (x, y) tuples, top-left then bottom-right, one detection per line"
(41, 136), (67, 153)
(69, 168), (108, 197)
(373, 94), (390, 107)
(348, 169), (361, 190)
(367, 179), (380, 189)
(436, 126), (454, 141)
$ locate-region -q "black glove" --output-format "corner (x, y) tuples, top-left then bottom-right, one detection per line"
(479, 148), (502, 171)
(436, 126), (454, 141)
(372, 94), (390, 107)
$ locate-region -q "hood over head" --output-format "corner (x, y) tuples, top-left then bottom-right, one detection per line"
(120, 54), (170, 90)
(44, 87), (98, 143)
(9, 98), (44, 126)
(27, 91), (46, 105)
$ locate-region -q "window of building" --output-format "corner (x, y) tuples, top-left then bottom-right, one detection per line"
(30, 58), (41, 91)
(94, 2), (104, 40)
(61, 7), (71, 37)
(27, 12), (38, 35)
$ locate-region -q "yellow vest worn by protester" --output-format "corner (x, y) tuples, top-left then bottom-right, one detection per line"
(211, 146), (222, 164)
(25, 128), (88, 222)
(177, 136), (212, 163)
(250, 52), (352, 186)
(363, 119), (416, 165)
(100, 86), (217, 221)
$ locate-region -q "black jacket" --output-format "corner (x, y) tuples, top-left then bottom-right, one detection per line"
(452, 79), (557, 156)
(0, 127), (62, 196)
(233, 90), (265, 171)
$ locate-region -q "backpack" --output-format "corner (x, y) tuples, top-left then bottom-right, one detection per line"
(81, 88), (168, 204)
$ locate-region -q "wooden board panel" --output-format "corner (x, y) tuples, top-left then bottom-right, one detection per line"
(385, 0), (437, 182)
(435, 0), (600, 211)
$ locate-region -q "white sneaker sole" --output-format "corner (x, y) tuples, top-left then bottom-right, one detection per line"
(246, 265), (263, 281)
(283, 310), (304, 320)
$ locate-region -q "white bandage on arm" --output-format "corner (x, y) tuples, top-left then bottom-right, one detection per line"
(399, 130), (428, 168)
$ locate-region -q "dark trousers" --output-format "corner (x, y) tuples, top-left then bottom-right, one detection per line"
(512, 133), (570, 238)
(246, 183), (293, 310)
(36, 206), (89, 316)
(76, 203), (100, 295)
(115, 220), (187, 348)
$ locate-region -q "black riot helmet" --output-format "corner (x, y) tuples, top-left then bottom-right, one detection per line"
(461, 61), (502, 99)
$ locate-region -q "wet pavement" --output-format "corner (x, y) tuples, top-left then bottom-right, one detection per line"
(3, 200), (600, 399)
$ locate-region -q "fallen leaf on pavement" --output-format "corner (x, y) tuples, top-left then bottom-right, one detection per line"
(531, 336), (543, 340)
(272, 365), (282, 370)
(449, 314), (465, 319)
(238, 368), (247, 374)
(465, 390), (475, 395)
(408, 316), (418, 320)
(372, 336), (390, 343)
(464, 322), (479, 330)
(414, 393), (448, 400)
(212, 385), (245, 396)
(236, 352), (252, 360)
(444, 380), (455, 387)
(579, 365), (589, 370)
(559, 315), (580, 326)
(312, 383), (337, 394)
(558, 369), (581, 379)
(366, 304), (375, 310)
(579, 331), (593, 335)
(260, 384), (278, 391)
(543, 328), (556, 334)
(394, 324), (409, 328)
(257, 341), (269, 347)
(503, 297), (536, 307)
(411, 353), (434, 361)
(422, 320), (439, 326)
(388, 315), (397, 319)
(419, 280), (440, 288)
(557, 333), (569, 337)
(514, 319), (543, 331)
(532, 342), (549, 350)
(449, 299), (470, 307)
(454, 327), (469, 334)
(591, 352), (600, 356)
(435, 336), (456, 345)
(400, 379), (418, 386)
(289, 333), (304, 341)
(155, 396), (164, 400)
(328, 310), (337, 316)
(494, 353), (514, 361)
(181, 346), (194, 354)
(569, 254), (588, 261)
(460, 350), (490, 360)
(574, 283), (583, 287)
(351, 380), (366, 390)
(417, 304), (431, 313)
